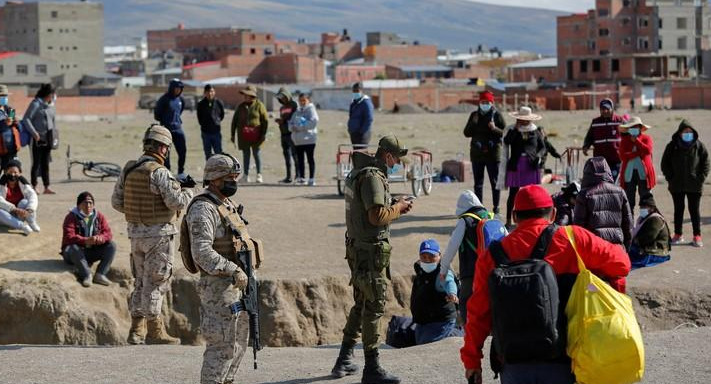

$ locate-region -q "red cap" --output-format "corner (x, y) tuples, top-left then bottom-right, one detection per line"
(514, 185), (553, 211)
(479, 91), (494, 103)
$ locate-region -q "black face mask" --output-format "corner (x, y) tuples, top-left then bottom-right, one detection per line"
(220, 180), (238, 197)
(8, 175), (19, 182)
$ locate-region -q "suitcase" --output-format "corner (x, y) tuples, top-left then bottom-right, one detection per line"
(441, 159), (472, 183)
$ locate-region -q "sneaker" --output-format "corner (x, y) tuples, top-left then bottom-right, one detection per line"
(308, 178), (316, 186)
(671, 234), (685, 245)
(20, 223), (33, 236)
(279, 177), (293, 184)
(256, 174), (264, 184)
(93, 273), (111, 286)
(177, 172), (187, 179)
(81, 275), (92, 288)
(295, 177), (306, 185)
(28, 220), (41, 232)
(692, 236), (704, 248)
(245, 174), (253, 183)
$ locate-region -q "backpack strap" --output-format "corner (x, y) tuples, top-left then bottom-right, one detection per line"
(530, 224), (559, 260)
(489, 241), (509, 266)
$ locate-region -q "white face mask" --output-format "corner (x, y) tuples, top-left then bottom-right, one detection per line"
(419, 261), (438, 273)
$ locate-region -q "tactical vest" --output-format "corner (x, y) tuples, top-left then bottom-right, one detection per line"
(123, 160), (177, 225)
(344, 166), (391, 242)
(410, 263), (457, 324)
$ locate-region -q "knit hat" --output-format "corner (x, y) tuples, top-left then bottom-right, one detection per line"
(514, 185), (553, 211)
(479, 91), (494, 103)
(639, 192), (656, 208)
(76, 191), (94, 206)
(599, 98), (614, 110)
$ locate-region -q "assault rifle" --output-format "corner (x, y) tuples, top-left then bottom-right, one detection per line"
(229, 248), (262, 369)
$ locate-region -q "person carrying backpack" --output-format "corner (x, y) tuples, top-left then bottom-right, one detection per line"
(461, 184), (630, 384)
(0, 84), (22, 170)
(440, 190), (505, 323)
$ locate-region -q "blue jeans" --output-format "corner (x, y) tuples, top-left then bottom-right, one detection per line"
(62, 241), (116, 279)
(0, 199), (36, 230)
(242, 146), (261, 176)
(201, 131), (222, 160)
(165, 128), (187, 174)
(500, 363), (575, 384)
(414, 319), (461, 345)
(349, 130), (371, 149)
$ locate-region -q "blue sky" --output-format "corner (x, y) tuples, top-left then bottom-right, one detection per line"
(471, 0), (595, 12)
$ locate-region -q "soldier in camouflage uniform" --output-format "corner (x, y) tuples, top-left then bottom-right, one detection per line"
(111, 124), (194, 345)
(185, 154), (250, 384)
(331, 135), (414, 384)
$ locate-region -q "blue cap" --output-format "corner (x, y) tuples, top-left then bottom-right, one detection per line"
(419, 239), (440, 255)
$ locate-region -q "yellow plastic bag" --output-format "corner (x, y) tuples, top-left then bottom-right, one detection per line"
(564, 226), (644, 384)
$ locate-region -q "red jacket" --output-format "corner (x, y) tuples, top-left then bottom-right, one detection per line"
(619, 133), (656, 190)
(460, 218), (631, 370)
(61, 210), (113, 250)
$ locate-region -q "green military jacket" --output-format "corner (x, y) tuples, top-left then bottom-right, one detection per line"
(345, 151), (391, 242)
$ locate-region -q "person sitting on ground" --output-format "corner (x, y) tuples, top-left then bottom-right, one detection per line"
(574, 156), (632, 249)
(0, 160), (40, 235)
(411, 239), (461, 345)
(61, 191), (116, 287)
(552, 181), (580, 226)
(629, 192), (670, 269)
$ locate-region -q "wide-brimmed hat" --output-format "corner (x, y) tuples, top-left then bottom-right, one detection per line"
(240, 85), (257, 97)
(620, 116), (650, 131)
(508, 106), (542, 121)
(0, 85), (9, 96)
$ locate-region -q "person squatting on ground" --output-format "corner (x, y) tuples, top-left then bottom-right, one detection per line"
(629, 192), (671, 269)
(61, 191), (116, 287)
(154, 79), (187, 177)
(552, 181), (580, 226)
(23, 83), (58, 194)
(574, 156), (633, 249)
(410, 239), (461, 345)
(618, 116), (656, 215)
(185, 154), (252, 384)
(461, 185), (631, 384)
(111, 124), (194, 345)
(347, 82), (374, 148)
(231, 85), (268, 183)
(498, 106), (547, 229)
(463, 90), (506, 215)
(439, 190), (493, 323)
(288, 93), (319, 186)
(0, 84), (22, 170)
(197, 84), (225, 160)
(583, 98), (624, 181)
(275, 87), (298, 183)
(661, 119), (709, 248)
(0, 160), (40, 235)
(332, 135), (413, 384)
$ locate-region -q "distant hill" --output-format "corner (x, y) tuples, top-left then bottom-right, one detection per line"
(102, 0), (564, 55)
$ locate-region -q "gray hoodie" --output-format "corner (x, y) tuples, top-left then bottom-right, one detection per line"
(288, 102), (319, 146)
(440, 190), (486, 275)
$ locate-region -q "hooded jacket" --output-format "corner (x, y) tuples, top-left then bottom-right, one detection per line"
(288, 102), (319, 146)
(0, 175), (38, 213)
(231, 98), (268, 150)
(277, 88), (298, 136)
(661, 121), (710, 194)
(574, 157), (632, 248)
(632, 212), (670, 256)
(196, 96), (225, 134)
(348, 95), (374, 135)
(440, 190), (489, 277)
(154, 79), (185, 131)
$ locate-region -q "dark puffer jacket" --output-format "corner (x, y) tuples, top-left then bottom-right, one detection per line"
(660, 120), (710, 194)
(574, 157), (632, 248)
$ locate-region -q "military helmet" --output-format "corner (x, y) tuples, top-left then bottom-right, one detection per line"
(204, 153), (242, 181)
(143, 124), (172, 146)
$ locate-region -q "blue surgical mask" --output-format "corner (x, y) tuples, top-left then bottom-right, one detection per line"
(388, 163), (402, 175)
(419, 261), (438, 273)
(682, 132), (695, 143)
(352, 92), (362, 101)
(0, 96), (7, 106)
(479, 103), (491, 113)
(639, 208), (650, 219)
(628, 127), (640, 136)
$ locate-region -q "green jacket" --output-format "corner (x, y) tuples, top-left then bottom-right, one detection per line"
(345, 151), (390, 242)
(632, 213), (670, 256)
(231, 100), (268, 150)
(463, 108), (506, 162)
(661, 124), (709, 194)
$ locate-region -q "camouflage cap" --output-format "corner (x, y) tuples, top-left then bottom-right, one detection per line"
(378, 135), (408, 158)
(204, 153), (242, 181)
(143, 124), (172, 146)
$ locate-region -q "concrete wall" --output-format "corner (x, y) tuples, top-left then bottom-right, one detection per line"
(5, 87), (138, 119)
(671, 83), (711, 108)
(0, 53), (60, 86)
(509, 66), (558, 83)
(334, 65), (385, 85)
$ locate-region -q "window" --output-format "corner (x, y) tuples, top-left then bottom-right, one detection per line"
(622, 37), (631, 46)
(250, 48), (256, 54)
(599, 28), (610, 36)
(622, 17), (631, 26)
(659, 18), (663, 29)
(593, 59), (601, 72)
(73, 46), (77, 50)
(638, 38), (649, 50)
(600, 50), (610, 55)
(16, 65), (28, 75)
(51, 10), (58, 18)
(612, 59), (620, 72)
(639, 17), (648, 28)
(678, 36), (687, 49)
(677, 17), (687, 30)
(48, 46), (53, 50)
(47, 28), (53, 32)
(580, 60), (588, 73)
(266, 34), (271, 40)
(598, 8), (609, 17)
(659, 39), (663, 49)
(35, 64), (47, 75)
(588, 40), (596, 50)
(0, 65), (3, 75)
(623, 0), (631, 6)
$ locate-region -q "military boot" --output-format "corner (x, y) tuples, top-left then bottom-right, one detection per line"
(361, 351), (400, 384)
(127, 316), (146, 345)
(145, 316), (181, 345)
(330, 342), (360, 378)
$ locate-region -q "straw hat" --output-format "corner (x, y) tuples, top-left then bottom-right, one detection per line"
(508, 106), (542, 121)
(620, 116), (650, 131)
(240, 85), (257, 97)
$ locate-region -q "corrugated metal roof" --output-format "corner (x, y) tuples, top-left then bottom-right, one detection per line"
(392, 65), (452, 72)
(508, 57), (558, 69)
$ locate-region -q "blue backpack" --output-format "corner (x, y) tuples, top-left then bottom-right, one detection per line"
(460, 212), (508, 253)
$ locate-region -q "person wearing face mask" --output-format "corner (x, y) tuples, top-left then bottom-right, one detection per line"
(347, 82), (374, 149)
(498, 106), (547, 229)
(629, 193), (670, 269)
(184, 154), (256, 384)
(461, 185), (630, 384)
(618, 116), (655, 215)
(463, 91), (506, 215)
(0, 160), (39, 235)
(410, 239), (462, 345)
(0, 85), (22, 170)
(331, 135), (413, 384)
(661, 119), (709, 248)
(22, 83), (58, 194)
(288, 93), (319, 186)
(112, 124), (194, 345)
(231, 85), (268, 183)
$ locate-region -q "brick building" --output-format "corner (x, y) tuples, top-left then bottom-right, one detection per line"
(309, 31), (362, 63)
(182, 53), (325, 84)
(364, 44), (438, 66)
(176, 28), (275, 63)
(334, 64), (385, 85)
(147, 24), (226, 52)
(508, 57), (558, 82)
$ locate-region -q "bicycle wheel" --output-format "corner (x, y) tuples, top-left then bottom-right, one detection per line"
(83, 162), (122, 179)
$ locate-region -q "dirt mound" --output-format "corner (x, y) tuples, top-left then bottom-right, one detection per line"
(394, 103), (428, 114)
(441, 103), (477, 113)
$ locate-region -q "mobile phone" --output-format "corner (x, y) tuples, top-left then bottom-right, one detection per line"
(9, 109), (15, 119)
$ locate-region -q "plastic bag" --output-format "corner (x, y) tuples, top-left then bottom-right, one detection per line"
(564, 226), (644, 384)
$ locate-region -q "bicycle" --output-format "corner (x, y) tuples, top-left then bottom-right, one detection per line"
(66, 145), (122, 181)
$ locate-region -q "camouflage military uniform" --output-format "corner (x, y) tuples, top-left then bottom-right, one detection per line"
(112, 154), (194, 319)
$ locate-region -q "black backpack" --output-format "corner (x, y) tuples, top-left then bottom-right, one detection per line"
(487, 224), (565, 364)
(385, 315), (416, 349)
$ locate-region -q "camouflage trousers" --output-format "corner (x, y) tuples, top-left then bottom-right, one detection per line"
(341, 240), (391, 354)
(199, 277), (249, 384)
(129, 235), (174, 318)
